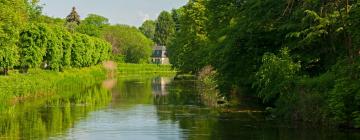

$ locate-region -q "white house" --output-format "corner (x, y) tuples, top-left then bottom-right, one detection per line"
(152, 46), (169, 64)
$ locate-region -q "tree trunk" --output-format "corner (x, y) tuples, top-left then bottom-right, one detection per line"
(3, 67), (8, 76)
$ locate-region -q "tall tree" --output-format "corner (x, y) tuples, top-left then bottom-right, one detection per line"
(154, 11), (175, 46)
(0, 0), (28, 75)
(102, 25), (153, 63)
(168, 0), (208, 73)
(19, 23), (49, 72)
(65, 7), (81, 32)
(76, 14), (109, 37)
(139, 20), (156, 41)
(66, 7), (81, 25)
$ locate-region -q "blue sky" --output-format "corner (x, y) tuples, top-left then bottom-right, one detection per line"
(39, 0), (188, 27)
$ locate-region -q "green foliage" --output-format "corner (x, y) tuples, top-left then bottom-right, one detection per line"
(71, 33), (111, 67)
(18, 23), (110, 70)
(348, 4), (360, 57)
(254, 48), (301, 103)
(76, 14), (109, 37)
(0, 66), (107, 107)
(45, 26), (63, 71)
(61, 28), (73, 67)
(139, 20), (156, 41)
(117, 63), (176, 75)
(71, 33), (91, 67)
(0, 0), (27, 74)
(102, 25), (153, 63)
(154, 0), (360, 128)
(328, 59), (360, 128)
(168, 0), (208, 73)
(19, 23), (49, 70)
(154, 11), (175, 46)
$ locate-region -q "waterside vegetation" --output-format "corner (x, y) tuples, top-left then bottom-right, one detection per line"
(146, 0), (360, 128)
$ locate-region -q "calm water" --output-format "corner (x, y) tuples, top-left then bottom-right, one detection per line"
(0, 76), (359, 140)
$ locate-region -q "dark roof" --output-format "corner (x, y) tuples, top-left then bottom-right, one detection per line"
(153, 46), (167, 51)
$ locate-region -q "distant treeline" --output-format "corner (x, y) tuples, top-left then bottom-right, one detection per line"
(141, 0), (360, 128)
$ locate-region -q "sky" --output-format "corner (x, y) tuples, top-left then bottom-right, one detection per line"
(39, 0), (188, 27)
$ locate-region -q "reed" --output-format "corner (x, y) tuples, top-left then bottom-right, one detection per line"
(117, 63), (176, 75)
(0, 66), (107, 107)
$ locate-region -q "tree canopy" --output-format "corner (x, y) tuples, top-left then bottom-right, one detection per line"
(139, 20), (156, 41)
(102, 25), (153, 63)
(154, 11), (175, 46)
(76, 14), (109, 37)
(153, 0), (360, 128)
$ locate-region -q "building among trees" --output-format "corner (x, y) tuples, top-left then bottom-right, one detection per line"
(151, 46), (169, 64)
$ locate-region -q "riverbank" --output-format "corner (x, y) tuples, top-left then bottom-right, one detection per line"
(0, 63), (176, 106)
(0, 66), (107, 108)
(117, 63), (176, 76)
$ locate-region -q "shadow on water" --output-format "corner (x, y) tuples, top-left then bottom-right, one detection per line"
(0, 75), (359, 140)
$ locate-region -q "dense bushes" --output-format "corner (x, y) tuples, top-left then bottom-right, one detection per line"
(19, 23), (49, 70)
(0, 1), (111, 74)
(0, 0), (27, 75)
(254, 48), (301, 104)
(102, 25), (153, 63)
(71, 33), (111, 67)
(159, 0), (360, 128)
(11, 23), (111, 72)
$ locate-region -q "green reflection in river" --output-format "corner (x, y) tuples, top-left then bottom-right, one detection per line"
(0, 85), (111, 139)
(1, 76), (358, 140)
(112, 76), (360, 140)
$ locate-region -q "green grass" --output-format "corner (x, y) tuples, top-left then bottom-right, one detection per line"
(0, 66), (107, 108)
(0, 63), (177, 109)
(117, 63), (177, 75)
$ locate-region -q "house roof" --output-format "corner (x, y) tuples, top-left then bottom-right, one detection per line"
(153, 46), (167, 51)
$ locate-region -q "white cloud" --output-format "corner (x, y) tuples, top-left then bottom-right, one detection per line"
(138, 11), (151, 22)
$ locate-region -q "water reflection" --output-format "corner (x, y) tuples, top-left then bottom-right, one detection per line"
(0, 76), (359, 140)
(0, 86), (111, 139)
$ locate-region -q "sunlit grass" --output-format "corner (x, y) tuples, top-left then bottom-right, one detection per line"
(0, 66), (107, 108)
(117, 63), (177, 75)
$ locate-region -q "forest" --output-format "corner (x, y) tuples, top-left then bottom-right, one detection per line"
(140, 0), (360, 128)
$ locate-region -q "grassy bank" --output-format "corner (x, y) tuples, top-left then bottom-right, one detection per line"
(0, 66), (107, 107)
(117, 63), (176, 75)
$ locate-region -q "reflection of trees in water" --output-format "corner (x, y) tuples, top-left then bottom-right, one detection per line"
(153, 79), (203, 106)
(111, 79), (153, 105)
(0, 85), (111, 139)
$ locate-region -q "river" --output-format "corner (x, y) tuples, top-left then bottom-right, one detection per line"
(0, 75), (359, 140)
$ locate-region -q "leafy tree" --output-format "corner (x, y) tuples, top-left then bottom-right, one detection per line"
(168, 0), (208, 73)
(26, 0), (43, 21)
(72, 33), (111, 67)
(76, 14), (109, 37)
(139, 20), (156, 41)
(102, 25), (153, 63)
(154, 11), (175, 46)
(61, 28), (73, 67)
(66, 7), (81, 25)
(71, 33), (88, 67)
(65, 7), (80, 33)
(254, 48), (301, 103)
(44, 26), (65, 71)
(0, 0), (27, 75)
(19, 23), (50, 72)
